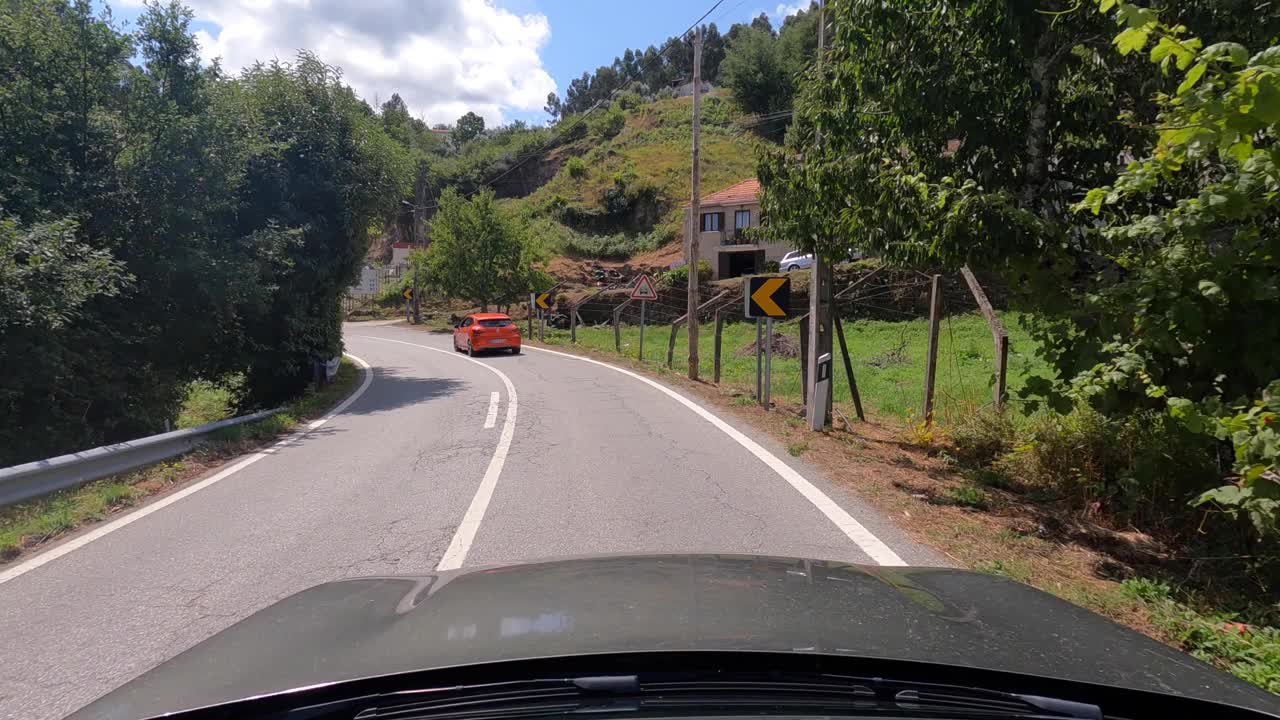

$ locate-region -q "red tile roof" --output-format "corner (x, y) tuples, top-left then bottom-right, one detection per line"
(688, 178), (759, 208)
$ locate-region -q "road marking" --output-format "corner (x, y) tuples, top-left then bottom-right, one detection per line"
(524, 345), (906, 566)
(0, 354), (375, 587)
(352, 335), (517, 572)
(484, 392), (500, 429)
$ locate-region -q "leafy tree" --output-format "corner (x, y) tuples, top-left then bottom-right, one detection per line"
(721, 27), (790, 116)
(425, 189), (548, 310)
(760, 0), (1277, 535)
(750, 13), (774, 36)
(1070, 1), (1280, 536)
(544, 91), (562, 120)
(452, 110), (486, 144)
(231, 52), (411, 404)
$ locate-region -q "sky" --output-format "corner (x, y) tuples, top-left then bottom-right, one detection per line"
(104, 0), (812, 127)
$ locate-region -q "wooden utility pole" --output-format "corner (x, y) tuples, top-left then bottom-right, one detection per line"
(686, 27), (703, 381)
(806, 0), (832, 429)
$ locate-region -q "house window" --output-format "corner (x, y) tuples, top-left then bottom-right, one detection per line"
(700, 212), (723, 232)
(734, 210), (751, 229)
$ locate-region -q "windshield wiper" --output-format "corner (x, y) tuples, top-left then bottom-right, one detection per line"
(345, 672), (1102, 720)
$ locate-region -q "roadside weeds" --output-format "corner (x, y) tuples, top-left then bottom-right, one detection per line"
(0, 359), (363, 565)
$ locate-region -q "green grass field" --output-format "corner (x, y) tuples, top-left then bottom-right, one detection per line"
(539, 311), (1048, 424)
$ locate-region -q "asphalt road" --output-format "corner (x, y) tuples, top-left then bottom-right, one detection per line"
(0, 321), (944, 720)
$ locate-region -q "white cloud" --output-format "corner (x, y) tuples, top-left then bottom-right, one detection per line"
(772, 2), (807, 20)
(187, 0), (555, 126)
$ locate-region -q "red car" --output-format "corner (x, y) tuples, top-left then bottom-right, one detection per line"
(453, 313), (521, 356)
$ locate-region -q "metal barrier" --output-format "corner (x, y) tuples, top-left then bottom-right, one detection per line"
(0, 407), (283, 508)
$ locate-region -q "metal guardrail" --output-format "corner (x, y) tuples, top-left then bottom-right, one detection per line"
(0, 407), (283, 508)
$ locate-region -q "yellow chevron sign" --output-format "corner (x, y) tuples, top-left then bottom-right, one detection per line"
(535, 292), (552, 310)
(745, 276), (790, 318)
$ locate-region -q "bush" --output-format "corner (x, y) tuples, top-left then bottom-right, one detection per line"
(566, 156), (587, 179)
(616, 92), (643, 110)
(657, 86), (674, 100)
(660, 260), (712, 286)
(588, 107), (626, 140)
(985, 407), (1217, 531)
(561, 231), (659, 260)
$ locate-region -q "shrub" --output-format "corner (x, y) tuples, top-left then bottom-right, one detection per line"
(950, 408), (1016, 467)
(561, 231), (659, 260)
(657, 86), (674, 100)
(660, 260), (711, 286)
(616, 92), (643, 110)
(990, 407), (1217, 531)
(588, 107), (626, 140)
(566, 157), (587, 179)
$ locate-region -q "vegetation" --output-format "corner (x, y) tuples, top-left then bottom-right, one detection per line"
(760, 0), (1279, 549)
(0, 0), (409, 466)
(0, 358), (361, 562)
(425, 190), (549, 311)
(719, 4), (821, 137)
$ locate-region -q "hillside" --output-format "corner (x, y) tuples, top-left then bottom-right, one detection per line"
(503, 91), (767, 266)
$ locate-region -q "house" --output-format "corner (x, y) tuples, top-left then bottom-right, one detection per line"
(682, 178), (791, 280)
(390, 241), (425, 267)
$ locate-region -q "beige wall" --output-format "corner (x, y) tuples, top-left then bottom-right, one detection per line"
(683, 202), (793, 279)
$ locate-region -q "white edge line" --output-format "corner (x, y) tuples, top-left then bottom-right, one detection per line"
(352, 336), (516, 572)
(523, 345), (906, 566)
(484, 392), (500, 429)
(0, 354), (376, 586)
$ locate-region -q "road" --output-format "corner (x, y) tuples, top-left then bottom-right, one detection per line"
(0, 321), (943, 720)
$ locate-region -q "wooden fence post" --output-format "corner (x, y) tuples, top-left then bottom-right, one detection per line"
(570, 304), (577, 344)
(834, 315), (866, 421)
(922, 274), (942, 425)
(959, 265), (1010, 411)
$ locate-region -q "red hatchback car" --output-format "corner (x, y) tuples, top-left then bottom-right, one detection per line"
(453, 313), (521, 356)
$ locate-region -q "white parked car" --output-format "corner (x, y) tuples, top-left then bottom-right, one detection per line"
(779, 251), (814, 272)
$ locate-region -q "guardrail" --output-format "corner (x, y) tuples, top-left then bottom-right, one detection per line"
(0, 407), (283, 508)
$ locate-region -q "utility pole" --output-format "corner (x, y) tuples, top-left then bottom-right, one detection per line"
(806, 0), (832, 429)
(686, 26), (703, 381)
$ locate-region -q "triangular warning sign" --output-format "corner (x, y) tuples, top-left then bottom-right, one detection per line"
(629, 274), (659, 301)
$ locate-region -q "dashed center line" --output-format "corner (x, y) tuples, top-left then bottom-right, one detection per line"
(484, 392), (500, 429)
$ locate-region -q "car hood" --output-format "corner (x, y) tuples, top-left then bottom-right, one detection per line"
(75, 554), (1278, 719)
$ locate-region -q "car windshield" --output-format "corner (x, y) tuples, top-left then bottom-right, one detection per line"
(5, 2), (1277, 720)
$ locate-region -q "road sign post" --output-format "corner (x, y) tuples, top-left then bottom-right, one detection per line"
(755, 319), (763, 402)
(638, 301), (646, 360)
(744, 275), (791, 408)
(763, 317), (774, 411)
(528, 292), (535, 336)
(629, 274), (659, 361)
(810, 352), (832, 431)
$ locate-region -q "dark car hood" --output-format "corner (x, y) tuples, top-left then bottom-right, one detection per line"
(75, 554), (1279, 719)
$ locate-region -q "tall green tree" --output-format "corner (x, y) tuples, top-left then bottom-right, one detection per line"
(452, 110), (486, 144)
(425, 189), (547, 311)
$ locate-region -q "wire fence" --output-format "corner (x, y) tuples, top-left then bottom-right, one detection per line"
(537, 266), (1022, 429)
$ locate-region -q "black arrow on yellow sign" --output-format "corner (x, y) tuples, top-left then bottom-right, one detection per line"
(402, 286), (414, 301)
(745, 275), (791, 318)
(535, 291), (552, 310)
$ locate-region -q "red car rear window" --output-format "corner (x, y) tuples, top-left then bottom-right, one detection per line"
(478, 319), (513, 327)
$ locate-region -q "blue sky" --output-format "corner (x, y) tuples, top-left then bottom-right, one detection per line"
(98, 0), (805, 127)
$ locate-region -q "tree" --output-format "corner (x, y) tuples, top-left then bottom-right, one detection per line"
(721, 27), (789, 115)
(425, 189), (547, 310)
(544, 91), (562, 120)
(702, 23), (726, 82)
(750, 13), (774, 36)
(452, 110), (486, 144)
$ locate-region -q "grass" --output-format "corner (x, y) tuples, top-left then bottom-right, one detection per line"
(538, 311), (1046, 425)
(0, 359), (362, 563)
(506, 93), (763, 254)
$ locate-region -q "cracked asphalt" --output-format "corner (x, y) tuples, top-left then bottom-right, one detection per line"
(0, 321), (942, 720)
